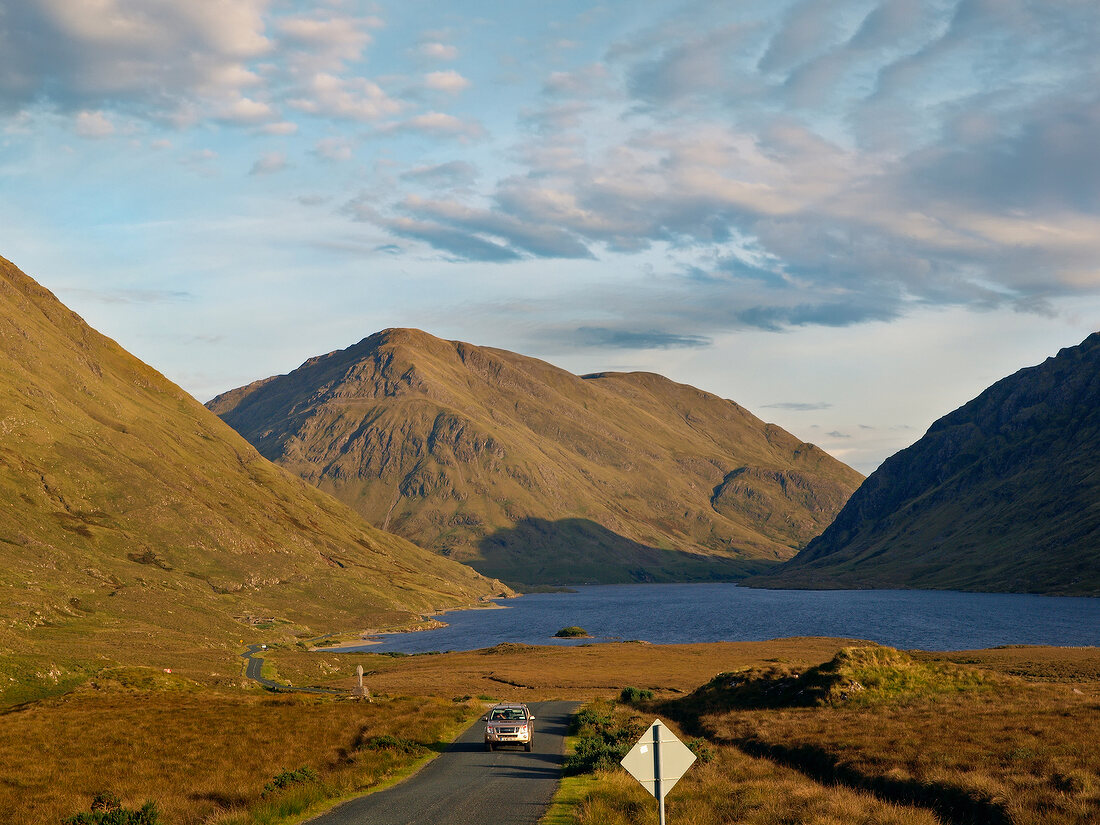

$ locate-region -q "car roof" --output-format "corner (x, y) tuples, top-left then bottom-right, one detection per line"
(490, 703), (529, 709)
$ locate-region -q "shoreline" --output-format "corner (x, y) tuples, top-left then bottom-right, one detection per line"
(314, 598), (513, 652)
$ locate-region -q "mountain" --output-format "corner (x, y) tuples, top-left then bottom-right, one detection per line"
(751, 333), (1100, 595)
(208, 328), (864, 585)
(0, 256), (507, 676)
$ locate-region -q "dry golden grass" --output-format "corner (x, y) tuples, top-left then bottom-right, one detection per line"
(5, 641), (1097, 825)
(680, 647), (1100, 825)
(0, 678), (476, 825)
(564, 701), (942, 825)
(700, 686), (1100, 825)
(264, 637), (861, 700)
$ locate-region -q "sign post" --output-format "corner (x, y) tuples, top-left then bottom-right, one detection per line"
(620, 719), (696, 825)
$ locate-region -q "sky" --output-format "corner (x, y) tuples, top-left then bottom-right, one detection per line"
(2, 0), (1099, 475)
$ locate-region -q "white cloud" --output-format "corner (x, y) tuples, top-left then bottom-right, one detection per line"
(259, 120), (298, 135)
(383, 112), (484, 139)
(0, 0), (272, 116)
(276, 13), (382, 71)
(73, 109), (115, 138)
(289, 73), (404, 120)
(423, 70), (470, 94)
(418, 42), (458, 61)
(217, 95), (275, 124)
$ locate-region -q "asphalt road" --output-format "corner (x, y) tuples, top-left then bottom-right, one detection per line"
(240, 645), (344, 695)
(308, 700), (579, 825)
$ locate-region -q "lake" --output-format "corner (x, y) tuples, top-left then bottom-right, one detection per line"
(341, 583), (1100, 654)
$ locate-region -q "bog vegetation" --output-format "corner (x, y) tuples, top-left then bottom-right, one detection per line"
(550, 644), (1100, 825)
(2, 639), (1098, 825)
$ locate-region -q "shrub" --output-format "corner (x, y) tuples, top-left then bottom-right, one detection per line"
(555, 626), (588, 638)
(564, 704), (644, 775)
(620, 686), (654, 704)
(363, 735), (427, 755)
(62, 793), (161, 825)
(262, 766), (318, 797)
(687, 737), (715, 764)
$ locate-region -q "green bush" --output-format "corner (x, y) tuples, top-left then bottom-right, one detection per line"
(564, 705), (644, 775)
(262, 766), (319, 797)
(619, 686), (654, 704)
(687, 737), (715, 764)
(62, 792), (161, 825)
(364, 735), (426, 755)
(555, 626), (588, 638)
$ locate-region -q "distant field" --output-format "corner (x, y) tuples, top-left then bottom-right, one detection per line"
(2, 640), (1096, 825)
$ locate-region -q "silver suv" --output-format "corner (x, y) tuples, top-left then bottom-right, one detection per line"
(483, 703), (535, 752)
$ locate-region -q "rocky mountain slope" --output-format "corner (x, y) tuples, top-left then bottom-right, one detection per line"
(0, 256), (506, 679)
(752, 333), (1100, 595)
(208, 328), (864, 584)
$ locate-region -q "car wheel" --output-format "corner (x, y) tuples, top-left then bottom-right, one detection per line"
(524, 742), (532, 752)
(486, 742), (493, 752)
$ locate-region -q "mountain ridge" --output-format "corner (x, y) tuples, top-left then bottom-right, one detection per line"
(750, 332), (1100, 595)
(0, 256), (507, 684)
(209, 327), (864, 584)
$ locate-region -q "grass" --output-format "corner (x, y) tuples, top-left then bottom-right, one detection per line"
(0, 256), (509, 706)
(530, 643), (1100, 825)
(5, 639), (1099, 825)
(550, 699), (941, 825)
(0, 686), (478, 825)
(665, 645), (1100, 825)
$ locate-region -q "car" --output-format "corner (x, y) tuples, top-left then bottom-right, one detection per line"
(483, 703), (535, 752)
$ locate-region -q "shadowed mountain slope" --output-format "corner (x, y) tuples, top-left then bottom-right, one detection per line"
(752, 333), (1100, 595)
(208, 328), (863, 584)
(0, 256), (506, 678)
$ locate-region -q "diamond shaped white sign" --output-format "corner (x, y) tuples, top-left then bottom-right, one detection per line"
(620, 719), (696, 801)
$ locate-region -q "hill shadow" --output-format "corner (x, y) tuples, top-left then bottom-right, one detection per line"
(475, 516), (775, 586)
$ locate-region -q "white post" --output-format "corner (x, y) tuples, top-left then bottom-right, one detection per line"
(653, 721), (665, 825)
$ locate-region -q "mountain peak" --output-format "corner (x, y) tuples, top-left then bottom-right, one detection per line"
(754, 331), (1100, 595)
(210, 329), (864, 585)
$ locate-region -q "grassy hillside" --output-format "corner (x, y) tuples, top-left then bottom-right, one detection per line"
(0, 256), (507, 694)
(752, 332), (1100, 595)
(208, 328), (863, 584)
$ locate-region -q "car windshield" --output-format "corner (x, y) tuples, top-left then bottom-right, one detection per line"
(490, 708), (527, 721)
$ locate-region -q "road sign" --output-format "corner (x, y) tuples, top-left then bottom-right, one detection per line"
(620, 719), (696, 825)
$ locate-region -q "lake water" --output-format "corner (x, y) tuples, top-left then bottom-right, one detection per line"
(341, 584), (1100, 654)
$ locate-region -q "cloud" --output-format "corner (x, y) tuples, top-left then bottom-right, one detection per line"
(0, 0), (270, 117)
(313, 137), (354, 162)
(249, 151), (287, 176)
(761, 402), (834, 411)
(381, 112), (484, 139)
(574, 328), (712, 349)
(288, 73), (404, 121)
(216, 95), (275, 124)
(826, 430), (852, 439)
(276, 13), (379, 70)
(418, 42), (458, 61)
(423, 70), (470, 94)
(73, 110), (114, 138)
(400, 161), (477, 188)
(61, 286), (192, 304)
(399, 194), (593, 259)
(345, 197), (520, 262)
(259, 120), (298, 135)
